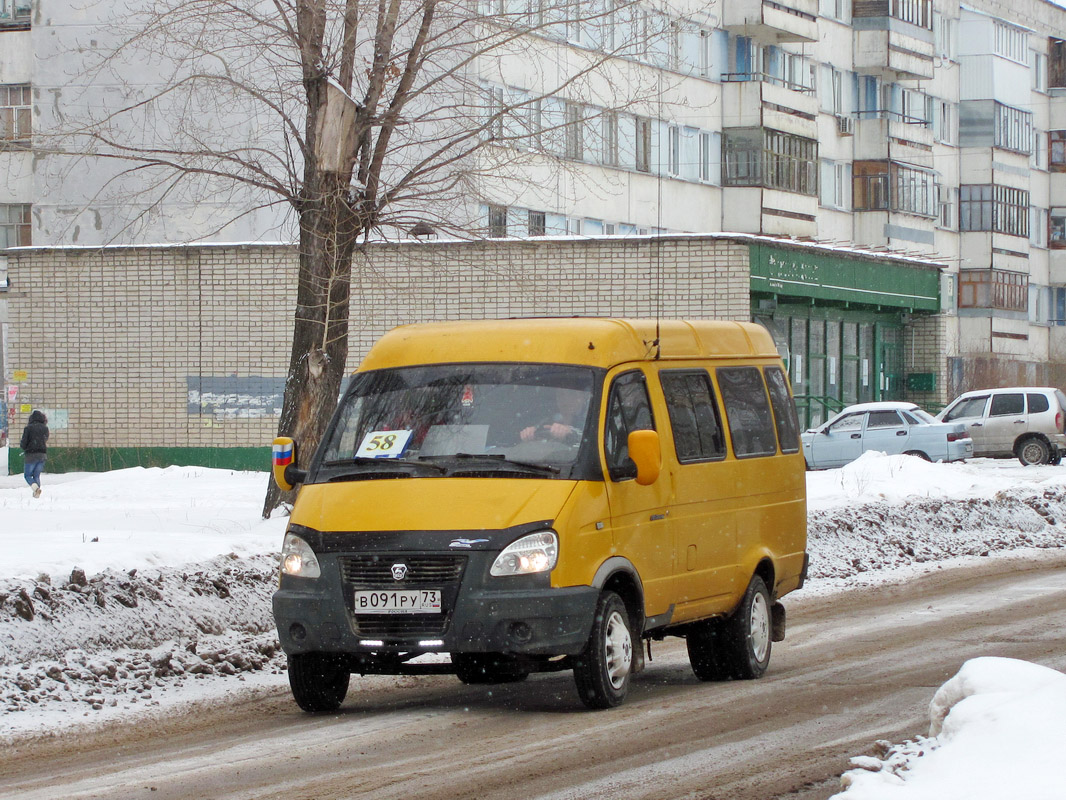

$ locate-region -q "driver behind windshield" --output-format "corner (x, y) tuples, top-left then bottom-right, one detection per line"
(520, 388), (588, 443)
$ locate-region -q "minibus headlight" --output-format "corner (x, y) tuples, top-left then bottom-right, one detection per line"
(490, 531), (558, 577)
(280, 530), (321, 579)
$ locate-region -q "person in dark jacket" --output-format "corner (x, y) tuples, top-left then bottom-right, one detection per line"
(20, 410), (49, 498)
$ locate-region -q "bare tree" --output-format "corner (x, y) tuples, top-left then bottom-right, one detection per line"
(37, 0), (688, 514)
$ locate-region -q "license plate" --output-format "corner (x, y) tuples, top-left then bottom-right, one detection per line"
(353, 589), (442, 614)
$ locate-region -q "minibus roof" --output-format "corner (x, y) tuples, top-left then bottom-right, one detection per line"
(357, 318), (779, 372)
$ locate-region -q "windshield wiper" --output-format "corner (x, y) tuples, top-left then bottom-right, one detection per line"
(418, 453), (560, 475)
(322, 457), (447, 475)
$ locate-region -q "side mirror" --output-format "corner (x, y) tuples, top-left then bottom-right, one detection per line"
(628, 429), (661, 486)
(272, 437), (307, 491)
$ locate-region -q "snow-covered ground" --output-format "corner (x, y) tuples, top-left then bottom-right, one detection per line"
(2, 450), (1066, 798)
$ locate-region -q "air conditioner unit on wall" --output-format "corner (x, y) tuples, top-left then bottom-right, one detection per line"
(836, 115), (854, 136)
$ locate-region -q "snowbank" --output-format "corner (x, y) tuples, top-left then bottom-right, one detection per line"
(834, 657), (1066, 799)
(2, 455), (1066, 740)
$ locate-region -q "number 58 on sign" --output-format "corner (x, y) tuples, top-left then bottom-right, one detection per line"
(356, 429), (413, 459)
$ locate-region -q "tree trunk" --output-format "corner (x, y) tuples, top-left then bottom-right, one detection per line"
(262, 173), (362, 517)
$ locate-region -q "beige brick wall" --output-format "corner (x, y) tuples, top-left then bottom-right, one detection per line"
(7, 237), (751, 452)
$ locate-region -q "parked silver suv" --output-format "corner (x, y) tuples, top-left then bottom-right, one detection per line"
(936, 387), (1066, 465)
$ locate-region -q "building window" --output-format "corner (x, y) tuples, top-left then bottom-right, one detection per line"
(0, 203), (31, 248)
(1051, 131), (1066, 172)
(1053, 39), (1066, 88)
(0, 0), (30, 25)
(1032, 50), (1048, 92)
(853, 0), (931, 30)
(994, 103), (1033, 154)
(635, 116), (651, 172)
(993, 21), (1028, 64)
(959, 269), (1028, 312)
(528, 210), (546, 237)
(564, 101), (585, 160)
(852, 161), (937, 217)
(959, 185), (1030, 237)
(667, 125), (680, 176)
(0, 84), (31, 148)
(1032, 207), (1048, 248)
(601, 110), (618, 166)
(939, 186), (956, 230)
(723, 127), (818, 196)
(699, 132), (712, 182)
(1050, 208), (1066, 248)
(935, 101), (955, 144)
(488, 205), (508, 238)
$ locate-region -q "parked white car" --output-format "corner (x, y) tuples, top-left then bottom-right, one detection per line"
(802, 401), (972, 470)
(936, 387), (1066, 466)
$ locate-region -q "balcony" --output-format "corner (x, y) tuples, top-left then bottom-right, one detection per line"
(720, 75), (818, 138)
(722, 0), (818, 44)
(852, 0), (934, 80)
(854, 112), (934, 165)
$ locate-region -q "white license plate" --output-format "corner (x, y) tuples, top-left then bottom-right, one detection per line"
(354, 589), (442, 614)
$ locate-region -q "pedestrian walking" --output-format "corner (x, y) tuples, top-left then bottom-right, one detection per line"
(20, 410), (49, 498)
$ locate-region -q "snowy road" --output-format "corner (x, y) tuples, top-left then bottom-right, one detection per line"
(3, 550), (1065, 800)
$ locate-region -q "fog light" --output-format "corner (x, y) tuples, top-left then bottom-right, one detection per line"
(508, 621), (533, 642)
(289, 622), (307, 641)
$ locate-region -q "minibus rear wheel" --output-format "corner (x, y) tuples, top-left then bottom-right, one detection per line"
(573, 591), (634, 709)
(724, 575), (772, 680)
(287, 653), (350, 713)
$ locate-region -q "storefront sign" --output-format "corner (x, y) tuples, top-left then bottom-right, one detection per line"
(749, 245), (941, 312)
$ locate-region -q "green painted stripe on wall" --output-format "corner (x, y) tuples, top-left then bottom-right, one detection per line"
(7, 447), (272, 474)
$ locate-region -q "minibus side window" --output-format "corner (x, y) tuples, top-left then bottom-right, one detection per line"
(660, 370), (726, 463)
(764, 366), (801, 454)
(716, 366), (778, 458)
(604, 370), (655, 480)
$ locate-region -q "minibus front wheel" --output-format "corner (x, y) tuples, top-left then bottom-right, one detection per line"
(573, 591), (634, 709)
(287, 652), (350, 713)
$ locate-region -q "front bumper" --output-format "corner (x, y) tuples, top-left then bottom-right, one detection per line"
(273, 530), (599, 659)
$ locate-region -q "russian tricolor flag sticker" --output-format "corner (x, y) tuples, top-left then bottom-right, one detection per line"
(272, 441), (293, 467)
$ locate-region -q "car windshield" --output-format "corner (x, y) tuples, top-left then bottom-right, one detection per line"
(315, 363), (601, 481)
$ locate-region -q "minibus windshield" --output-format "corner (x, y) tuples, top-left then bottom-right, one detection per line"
(316, 363), (602, 481)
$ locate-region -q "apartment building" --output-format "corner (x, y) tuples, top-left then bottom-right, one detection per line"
(4, 0), (1066, 435)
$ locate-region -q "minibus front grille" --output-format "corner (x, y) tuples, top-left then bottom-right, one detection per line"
(338, 554), (467, 588)
(351, 615), (451, 638)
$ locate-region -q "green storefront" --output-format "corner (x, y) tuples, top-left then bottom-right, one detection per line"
(748, 243), (942, 430)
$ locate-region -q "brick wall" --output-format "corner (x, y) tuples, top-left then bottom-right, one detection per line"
(6, 236), (751, 466)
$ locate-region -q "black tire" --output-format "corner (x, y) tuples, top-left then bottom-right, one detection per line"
(1017, 437), (1051, 466)
(692, 576), (772, 681)
(287, 653), (350, 713)
(453, 653), (530, 684)
(573, 591), (634, 709)
(686, 617), (734, 681)
(903, 450), (931, 462)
